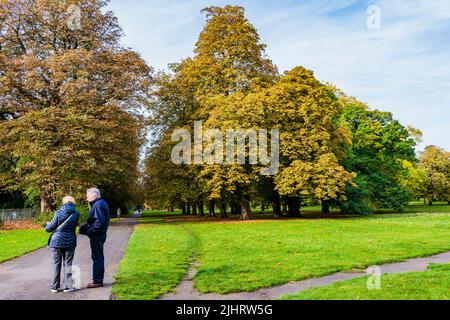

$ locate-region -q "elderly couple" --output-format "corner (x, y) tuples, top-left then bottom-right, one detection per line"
(44, 188), (110, 293)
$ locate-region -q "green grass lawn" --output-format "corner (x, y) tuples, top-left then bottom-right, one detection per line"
(402, 203), (450, 213)
(191, 213), (450, 294)
(280, 264), (450, 300)
(113, 213), (450, 299)
(0, 230), (48, 263)
(112, 223), (198, 300)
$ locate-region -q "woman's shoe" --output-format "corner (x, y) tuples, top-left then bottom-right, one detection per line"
(63, 288), (77, 293)
(51, 289), (59, 293)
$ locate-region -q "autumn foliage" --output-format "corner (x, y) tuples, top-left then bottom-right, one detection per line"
(0, 0), (151, 212)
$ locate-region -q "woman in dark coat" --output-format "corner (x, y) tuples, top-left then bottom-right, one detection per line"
(45, 196), (80, 293)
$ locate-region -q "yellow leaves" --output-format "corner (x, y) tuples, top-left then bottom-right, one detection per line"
(275, 154), (355, 200)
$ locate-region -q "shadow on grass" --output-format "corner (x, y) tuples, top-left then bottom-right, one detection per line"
(135, 209), (450, 227)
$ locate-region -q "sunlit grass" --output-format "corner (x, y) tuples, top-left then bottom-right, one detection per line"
(0, 229), (48, 263)
(280, 264), (450, 300)
(112, 223), (198, 300)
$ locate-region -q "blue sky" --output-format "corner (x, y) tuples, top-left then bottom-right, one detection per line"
(108, 0), (450, 151)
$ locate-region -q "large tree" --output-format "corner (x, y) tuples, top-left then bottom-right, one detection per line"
(0, 0), (152, 211)
(336, 94), (418, 213)
(193, 6), (278, 220)
(419, 145), (450, 205)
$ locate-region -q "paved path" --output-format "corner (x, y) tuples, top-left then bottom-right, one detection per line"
(160, 250), (450, 300)
(0, 215), (139, 300)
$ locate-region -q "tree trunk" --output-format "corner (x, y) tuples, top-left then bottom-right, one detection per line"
(239, 195), (252, 220)
(233, 202), (241, 215)
(428, 199), (433, 206)
(261, 202), (265, 213)
(198, 200), (204, 217)
(321, 200), (330, 214)
(181, 203), (187, 215)
(192, 202), (197, 215)
(287, 197), (301, 217)
(236, 186), (252, 220)
(168, 204), (174, 212)
(271, 191), (282, 217)
(186, 202), (191, 215)
(282, 201), (288, 215)
(208, 200), (216, 217)
(40, 196), (52, 214)
(219, 200), (228, 218)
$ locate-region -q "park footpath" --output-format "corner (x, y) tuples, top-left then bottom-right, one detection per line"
(160, 250), (450, 300)
(0, 214), (139, 300)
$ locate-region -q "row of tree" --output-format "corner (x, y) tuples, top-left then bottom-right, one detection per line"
(143, 5), (449, 219)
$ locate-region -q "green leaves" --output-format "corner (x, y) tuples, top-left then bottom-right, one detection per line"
(337, 96), (418, 213)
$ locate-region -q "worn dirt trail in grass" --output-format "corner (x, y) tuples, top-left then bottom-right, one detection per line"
(159, 250), (450, 300)
(0, 215), (139, 300)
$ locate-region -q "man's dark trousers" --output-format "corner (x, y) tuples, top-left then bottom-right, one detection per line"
(90, 233), (107, 284)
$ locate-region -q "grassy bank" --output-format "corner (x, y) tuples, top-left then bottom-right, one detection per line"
(0, 229), (48, 263)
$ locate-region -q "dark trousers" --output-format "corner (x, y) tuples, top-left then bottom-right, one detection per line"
(90, 233), (107, 284)
(50, 248), (75, 290)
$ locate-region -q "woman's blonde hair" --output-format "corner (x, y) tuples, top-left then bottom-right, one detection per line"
(62, 196), (76, 205)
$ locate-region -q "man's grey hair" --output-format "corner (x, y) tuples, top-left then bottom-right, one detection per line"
(87, 188), (101, 199)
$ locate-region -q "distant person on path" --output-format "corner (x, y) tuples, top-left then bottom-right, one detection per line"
(80, 188), (110, 289)
(44, 196), (80, 293)
(117, 207), (121, 220)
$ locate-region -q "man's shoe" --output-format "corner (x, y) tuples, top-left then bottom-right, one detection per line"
(63, 288), (77, 293)
(87, 283), (104, 289)
(51, 289), (59, 293)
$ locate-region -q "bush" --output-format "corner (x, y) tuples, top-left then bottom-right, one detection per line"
(337, 178), (373, 215)
(33, 205), (90, 225)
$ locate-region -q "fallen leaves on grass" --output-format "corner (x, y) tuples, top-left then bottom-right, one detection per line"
(0, 220), (42, 230)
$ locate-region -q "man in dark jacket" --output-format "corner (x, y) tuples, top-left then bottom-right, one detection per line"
(45, 196), (80, 293)
(84, 188), (110, 288)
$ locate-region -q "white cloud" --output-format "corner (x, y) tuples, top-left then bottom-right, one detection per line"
(109, 0), (450, 151)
